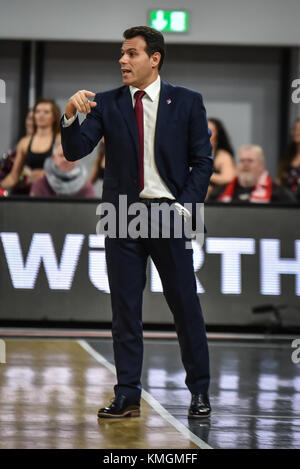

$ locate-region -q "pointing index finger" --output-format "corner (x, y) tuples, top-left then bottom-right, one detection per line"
(84, 90), (96, 98)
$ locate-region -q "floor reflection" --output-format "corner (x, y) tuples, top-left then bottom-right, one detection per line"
(0, 339), (200, 449)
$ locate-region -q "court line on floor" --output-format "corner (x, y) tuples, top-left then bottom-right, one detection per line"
(0, 328), (296, 342)
(211, 414), (300, 420)
(77, 339), (213, 450)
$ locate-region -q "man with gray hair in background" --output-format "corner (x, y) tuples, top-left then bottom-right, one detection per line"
(207, 144), (295, 204)
(30, 137), (95, 198)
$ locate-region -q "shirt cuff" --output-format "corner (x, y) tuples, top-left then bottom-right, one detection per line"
(174, 202), (191, 218)
(63, 113), (77, 127)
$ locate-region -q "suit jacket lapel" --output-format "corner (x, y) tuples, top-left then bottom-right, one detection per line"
(116, 81), (174, 167)
(155, 80), (174, 158)
(117, 86), (139, 158)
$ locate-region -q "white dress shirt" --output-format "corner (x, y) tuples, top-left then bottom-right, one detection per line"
(63, 76), (190, 218)
(129, 75), (175, 199)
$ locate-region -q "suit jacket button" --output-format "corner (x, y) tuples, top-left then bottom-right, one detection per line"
(133, 178), (137, 184)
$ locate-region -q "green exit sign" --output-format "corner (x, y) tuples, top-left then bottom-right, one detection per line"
(149, 10), (189, 33)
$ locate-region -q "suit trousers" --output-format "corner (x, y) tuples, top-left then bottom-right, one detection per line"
(104, 204), (210, 402)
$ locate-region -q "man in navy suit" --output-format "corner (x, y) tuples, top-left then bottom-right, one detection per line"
(61, 26), (213, 419)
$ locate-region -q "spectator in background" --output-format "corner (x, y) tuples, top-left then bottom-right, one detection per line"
(89, 137), (105, 194)
(0, 108), (34, 195)
(0, 98), (61, 195)
(24, 108), (34, 136)
(278, 118), (300, 202)
(207, 145), (295, 204)
(30, 138), (95, 198)
(207, 118), (236, 197)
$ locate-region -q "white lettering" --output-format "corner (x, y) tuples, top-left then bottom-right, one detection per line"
(0, 232), (84, 289)
(0, 79), (6, 103)
(291, 338), (300, 364)
(260, 239), (300, 295)
(291, 78), (300, 104)
(206, 237), (255, 294)
(88, 234), (110, 293)
(103, 454), (138, 466)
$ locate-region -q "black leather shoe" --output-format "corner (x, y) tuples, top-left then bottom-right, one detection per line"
(188, 393), (211, 418)
(97, 395), (140, 418)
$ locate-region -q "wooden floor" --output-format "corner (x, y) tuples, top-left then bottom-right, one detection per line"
(0, 339), (199, 449)
(1, 335), (299, 449)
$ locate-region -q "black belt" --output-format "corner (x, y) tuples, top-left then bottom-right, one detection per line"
(139, 197), (175, 207)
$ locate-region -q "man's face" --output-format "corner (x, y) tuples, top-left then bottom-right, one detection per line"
(237, 148), (265, 186)
(119, 36), (160, 89)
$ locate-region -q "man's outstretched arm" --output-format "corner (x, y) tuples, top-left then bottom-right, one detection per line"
(61, 89), (104, 161)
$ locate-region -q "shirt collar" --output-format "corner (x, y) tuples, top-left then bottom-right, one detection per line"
(130, 75), (161, 102)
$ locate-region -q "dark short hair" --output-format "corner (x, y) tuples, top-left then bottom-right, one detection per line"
(123, 26), (165, 70)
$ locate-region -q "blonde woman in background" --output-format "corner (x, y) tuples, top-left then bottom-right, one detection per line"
(0, 98), (61, 194)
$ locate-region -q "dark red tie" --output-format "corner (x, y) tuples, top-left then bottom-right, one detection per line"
(134, 90), (145, 191)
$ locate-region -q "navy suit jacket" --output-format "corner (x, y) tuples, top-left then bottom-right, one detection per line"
(61, 79), (213, 230)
